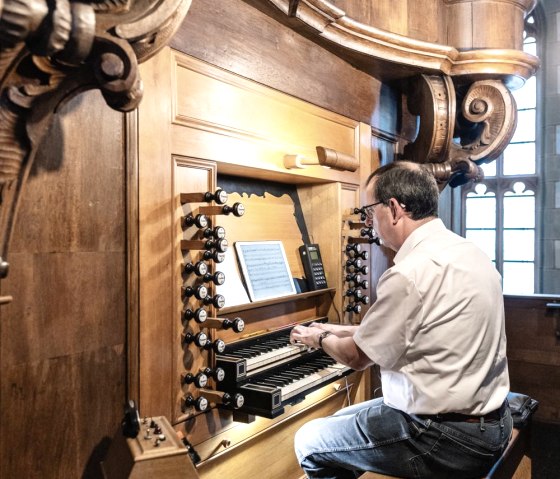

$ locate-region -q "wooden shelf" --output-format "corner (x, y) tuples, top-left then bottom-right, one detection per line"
(219, 288), (335, 315)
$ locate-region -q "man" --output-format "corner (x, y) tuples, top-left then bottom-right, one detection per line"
(290, 161), (511, 479)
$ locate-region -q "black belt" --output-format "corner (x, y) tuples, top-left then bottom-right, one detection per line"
(417, 401), (507, 423)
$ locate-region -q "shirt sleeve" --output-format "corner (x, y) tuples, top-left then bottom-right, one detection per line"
(353, 268), (423, 369)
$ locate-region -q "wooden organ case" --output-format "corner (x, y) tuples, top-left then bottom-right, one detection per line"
(134, 49), (383, 479)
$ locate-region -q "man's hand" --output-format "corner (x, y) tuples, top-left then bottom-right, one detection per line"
(290, 324), (324, 349)
(290, 322), (373, 371)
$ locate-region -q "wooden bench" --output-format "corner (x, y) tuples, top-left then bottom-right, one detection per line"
(359, 425), (532, 479)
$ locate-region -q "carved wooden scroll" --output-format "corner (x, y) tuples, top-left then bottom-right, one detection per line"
(0, 0), (192, 279)
(403, 75), (518, 189)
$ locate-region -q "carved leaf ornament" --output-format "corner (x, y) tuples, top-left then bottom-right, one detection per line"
(0, 0), (192, 279)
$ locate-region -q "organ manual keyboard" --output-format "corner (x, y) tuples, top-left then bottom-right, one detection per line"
(215, 319), (353, 418)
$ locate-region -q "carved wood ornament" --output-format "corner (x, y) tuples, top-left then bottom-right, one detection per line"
(266, 0), (540, 189)
(0, 0), (192, 280)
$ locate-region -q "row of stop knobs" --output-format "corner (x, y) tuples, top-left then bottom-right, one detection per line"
(180, 189), (246, 413)
(344, 243), (370, 315)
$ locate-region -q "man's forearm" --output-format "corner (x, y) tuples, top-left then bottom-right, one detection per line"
(312, 322), (358, 337)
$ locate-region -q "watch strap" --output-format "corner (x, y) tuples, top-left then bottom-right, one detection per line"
(318, 331), (332, 348)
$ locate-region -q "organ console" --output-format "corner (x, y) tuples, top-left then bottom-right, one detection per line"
(136, 55), (374, 478)
(213, 320), (353, 418)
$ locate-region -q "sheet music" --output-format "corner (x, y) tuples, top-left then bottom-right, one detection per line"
(235, 241), (296, 301)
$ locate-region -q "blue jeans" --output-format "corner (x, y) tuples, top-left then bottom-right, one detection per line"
(294, 397), (512, 479)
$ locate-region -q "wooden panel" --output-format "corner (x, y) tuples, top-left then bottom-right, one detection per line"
(447, 1), (526, 50)
(314, 0), (442, 42)
(472, 2), (525, 49)
(446, 2), (474, 49)
(504, 295), (560, 423)
(172, 53), (362, 185)
(342, 0), (409, 36)
(1, 346), (125, 478)
(407, 0), (442, 43)
(2, 252), (125, 365)
(195, 372), (363, 478)
(298, 183), (344, 323)
(170, 0), (385, 128)
(210, 189), (305, 276)
(138, 48), (175, 418)
(0, 89), (127, 479)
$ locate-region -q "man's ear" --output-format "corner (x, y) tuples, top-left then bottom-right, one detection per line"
(389, 198), (405, 224)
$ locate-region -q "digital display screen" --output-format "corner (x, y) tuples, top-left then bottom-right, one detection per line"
(310, 250), (319, 261)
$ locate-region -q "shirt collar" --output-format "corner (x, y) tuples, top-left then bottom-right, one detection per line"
(393, 218), (445, 264)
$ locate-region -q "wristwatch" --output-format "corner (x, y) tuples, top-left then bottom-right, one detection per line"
(318, 331), (332, 348)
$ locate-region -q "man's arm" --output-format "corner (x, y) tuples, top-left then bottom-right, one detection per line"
(290, 324), (373, 370)
(309, 322), (359, 337)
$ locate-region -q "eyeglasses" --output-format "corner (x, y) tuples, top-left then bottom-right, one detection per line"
(363, 201), (384, 219)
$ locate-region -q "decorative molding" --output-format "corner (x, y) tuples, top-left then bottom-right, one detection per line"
(0, 0), (192, 281)
(263, 0), (535, 190)
(266, 0), (539, 86)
